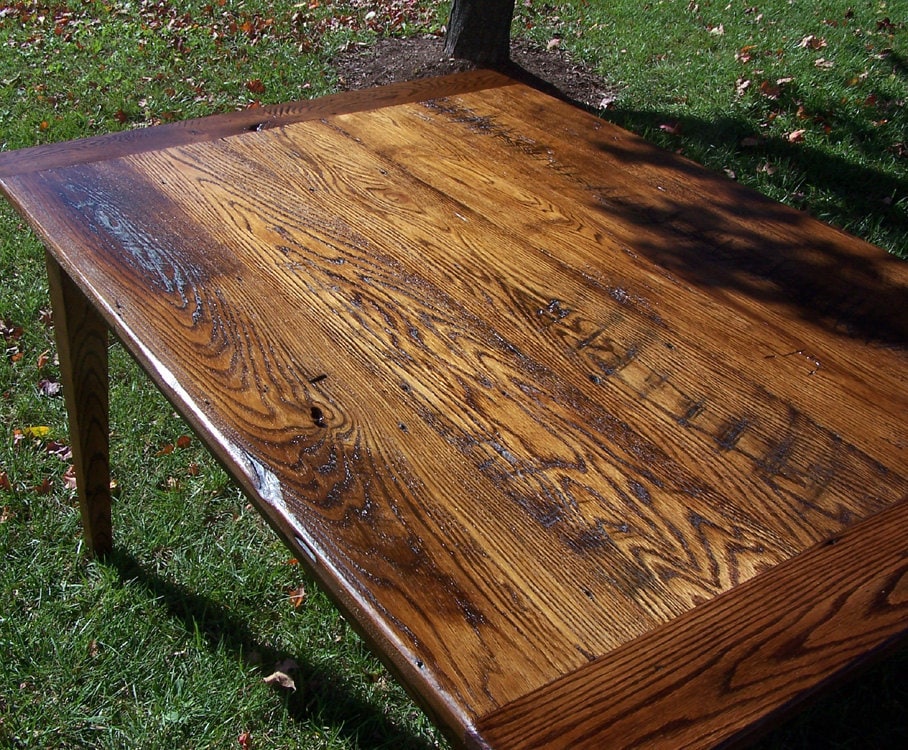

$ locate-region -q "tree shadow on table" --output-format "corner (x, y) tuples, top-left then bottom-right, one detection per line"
(502, 59), (908, 750)
(106, 549), (439, 750)
(502, 48), (908, 263)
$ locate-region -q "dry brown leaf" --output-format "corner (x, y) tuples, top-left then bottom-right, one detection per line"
(798, 35), (827, 49)
(263, 670), (296, 691)
(63, 465), (78, 490)
(288, 585), (307, 608)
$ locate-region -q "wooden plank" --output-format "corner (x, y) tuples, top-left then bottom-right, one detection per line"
(0, 69), (514, 178)
(474, 497), (908, 749)
(46, 253), (111, 556)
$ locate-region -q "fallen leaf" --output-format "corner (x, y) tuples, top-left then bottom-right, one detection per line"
(63, 464), (78, 490)
(708, 24), (724, 35)
(36, 350), (50, 369)
(735, 77), (751, 97)
(38, 308), (54, 327)
(34, 477), (52, 494)
(814, 58), (835, 69)
(735, 45), (756, 63)
(787, 129), (807, 143)
(176, 435), (192, 449)
(37, 378), (62, 397)
(23, 426), (51, 439)
(45, 440), (72, 461)
(245, 79), (265, 95)
(546, 37), (561, 50)
(156, 443), (174, 456)
(288, 585), (307, 608)
(1, 320), (23, 342)
(659, 122), (682, 135)
(0, 473), (11, 493)
(758, 161), (778, 174)
(263, 671), (296, 691)
(0, 503), (13, 520)
(798, 35), (827, 49)
(759, 80), (781, 99)
(238, 731), (252, 749)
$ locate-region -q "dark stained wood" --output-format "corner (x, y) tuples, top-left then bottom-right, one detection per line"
(474, 496), (908, 749)
(46, 253), (112, 557)
(0, 70), (905, 747)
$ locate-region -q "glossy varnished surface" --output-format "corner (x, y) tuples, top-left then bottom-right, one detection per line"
(1, 71), (906, 747)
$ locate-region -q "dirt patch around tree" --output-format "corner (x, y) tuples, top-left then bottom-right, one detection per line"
(332, 34), (617, 112)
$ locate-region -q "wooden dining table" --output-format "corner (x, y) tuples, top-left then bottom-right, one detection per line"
(1, 69), (905, 748)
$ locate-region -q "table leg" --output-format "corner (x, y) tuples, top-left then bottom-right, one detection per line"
(46, 253), (112, 557)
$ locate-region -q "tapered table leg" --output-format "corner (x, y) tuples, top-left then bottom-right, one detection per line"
(46, 253), (112, 557)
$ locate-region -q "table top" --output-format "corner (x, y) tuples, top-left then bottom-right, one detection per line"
(2, 70), (906, 748)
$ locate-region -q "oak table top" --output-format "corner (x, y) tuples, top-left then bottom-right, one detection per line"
(1, 70), (906, 748)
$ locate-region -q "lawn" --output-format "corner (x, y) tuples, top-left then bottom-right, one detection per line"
(1, 1), (905, 748)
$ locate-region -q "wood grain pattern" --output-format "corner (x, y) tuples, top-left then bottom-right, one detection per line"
(0, 70), (515, 178)
(475, 497), (908, 749)
(1, 71), (905, 747)
(46, 254), (111, 556)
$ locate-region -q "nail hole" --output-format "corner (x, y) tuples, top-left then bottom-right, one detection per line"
(310, 406), (326, 428)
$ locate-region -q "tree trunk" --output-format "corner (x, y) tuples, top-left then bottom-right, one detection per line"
(444, 0), (516, 65)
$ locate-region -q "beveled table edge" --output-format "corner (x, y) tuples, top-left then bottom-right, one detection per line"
(471, 496), (908, 749)
(0, 69), (515, 178)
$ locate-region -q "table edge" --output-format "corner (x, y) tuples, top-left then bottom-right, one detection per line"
(0, 69), (516, 178)
(471, 496), (908, 749)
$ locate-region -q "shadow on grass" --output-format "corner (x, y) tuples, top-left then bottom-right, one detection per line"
(606, 105), (908, 257)
(105, 549), (439, 750)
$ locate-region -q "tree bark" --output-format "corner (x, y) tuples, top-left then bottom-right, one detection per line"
(444, 0), (516, 65)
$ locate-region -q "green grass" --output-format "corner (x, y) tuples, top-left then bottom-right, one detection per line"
(1, 1), (905, 748)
